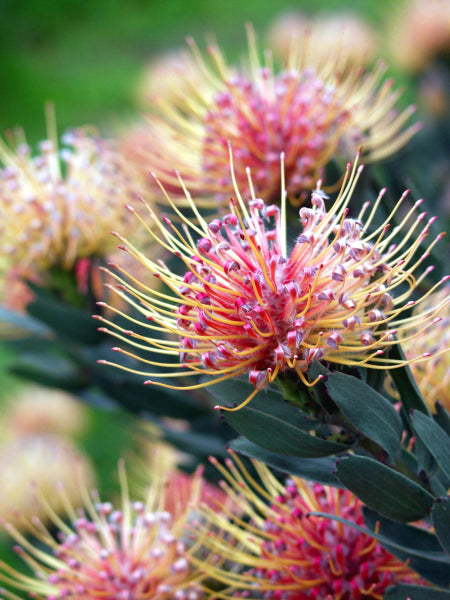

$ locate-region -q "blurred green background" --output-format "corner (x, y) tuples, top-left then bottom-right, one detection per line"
(1, 0), (400, 142)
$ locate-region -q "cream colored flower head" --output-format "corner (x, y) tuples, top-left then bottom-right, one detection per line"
(0, 124), (138, 273)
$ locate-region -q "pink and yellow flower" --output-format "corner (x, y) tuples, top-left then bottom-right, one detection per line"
(97, 154), (448, 411)
(123, 26), (419, 206)
(192, 453), (425, 599)
(0, 461), (212, 600)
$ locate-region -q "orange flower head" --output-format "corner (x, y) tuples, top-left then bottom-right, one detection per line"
(0, 434), (94, 532)
(387, 0), (450, 72)
(97, 153), (448, 411)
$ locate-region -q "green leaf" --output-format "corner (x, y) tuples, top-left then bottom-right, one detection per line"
(325, 371), (402, 461)
(412, 411), (450, 481)
(219, 390), (347, 458)
(335, 455), (435, 521)
(432, 496), (450, 557)
(0, 307), (52, 337)
(384, 584), (450, 599)
(434, 403), (450, 436)
(230, 437), (343, 487)
(388, 343), (431, 416)
(11, 353), (90, 390)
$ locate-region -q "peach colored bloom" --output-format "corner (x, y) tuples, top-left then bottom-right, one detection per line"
(0, 434), (94, 532)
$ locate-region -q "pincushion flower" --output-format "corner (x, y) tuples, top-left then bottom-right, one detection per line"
(0, 461), (211, 600)
(0, 119), (138, 273)
(123, 25), (419, 206)
(191, 452), (424, 599)
(0, 434), (94, 532)
(97, 155), (448, 411)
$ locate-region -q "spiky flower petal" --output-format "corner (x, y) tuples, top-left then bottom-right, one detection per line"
(193, 453), (425, 599)
(123, 25), (419, 206)
(97, 155), (448, 411)
(0, 461), (211, 600)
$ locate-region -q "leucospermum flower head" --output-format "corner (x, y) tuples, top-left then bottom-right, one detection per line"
(97, 153), (448, 411)
(123, 25), (419, 206)
(0, 461), (211, 600)
(0, 117), (138, 273)
(191, 452), (424, 599)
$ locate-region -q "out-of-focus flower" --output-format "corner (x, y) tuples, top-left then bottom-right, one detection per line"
(266, 11), (379, 68)
(97, 155), (448, 411)
(0, 461), (211, 600)
(399, 287), (450, 410)
(122, 26), (419, 207)
(0, 120), (138, 274)
(193, 452), (425, 599)
(0, 434), (94, 532)
(387, 0), (450, 72)
(1, 385), (88, 438)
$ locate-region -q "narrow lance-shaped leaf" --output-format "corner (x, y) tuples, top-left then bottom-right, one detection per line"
(230, 437), (343, 487)
(411, 410), (450, 481)
(335, 455), (435, 522)
(221, 395), (348, 458)
(363, 506), (450, 587)
(388, 343), (431, 416)
(384, 584), (450, 599)
(325, 371), (402, 461)
(432, 496), (450, 557)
